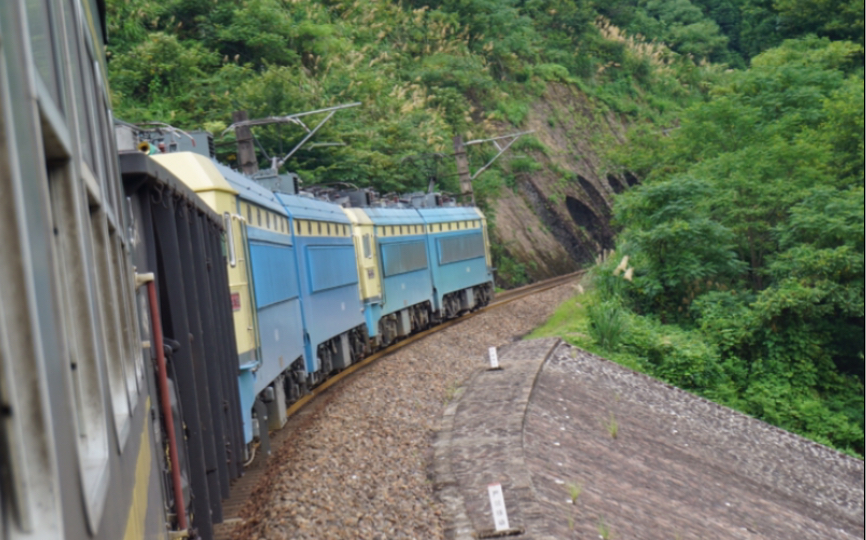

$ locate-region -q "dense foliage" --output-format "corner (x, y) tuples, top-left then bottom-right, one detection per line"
(595, 37), (864, 456)
(105, 0), (863, 189)
(599, 0), (864, 66)
(105, 0), (736, 190)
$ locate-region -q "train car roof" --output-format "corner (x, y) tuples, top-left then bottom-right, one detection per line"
(416, 206), (483, 223)
(342, 207), (373, 225)
(214, 162), (288, 216)
(274, 192), (352, 224)
(119, 152), (224, 226)
(357, 207), (424, 226)
(151, 152), (238, 196)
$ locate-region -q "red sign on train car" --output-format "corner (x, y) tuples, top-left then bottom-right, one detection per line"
(231, 292), (241, 311)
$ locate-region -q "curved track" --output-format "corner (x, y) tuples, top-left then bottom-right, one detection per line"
(214, 270), (584, 537)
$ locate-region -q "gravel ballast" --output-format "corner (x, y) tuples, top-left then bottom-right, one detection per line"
(228, 285), (571, 540)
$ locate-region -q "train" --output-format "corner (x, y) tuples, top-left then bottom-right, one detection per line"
(0, 0), (495, 538)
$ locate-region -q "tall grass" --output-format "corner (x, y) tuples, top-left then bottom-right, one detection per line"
(587, 301), (626, 350)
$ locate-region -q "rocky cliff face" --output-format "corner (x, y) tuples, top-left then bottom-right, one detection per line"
(487, 83), (637, 286)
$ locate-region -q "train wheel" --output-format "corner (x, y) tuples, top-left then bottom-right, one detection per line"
(349, 327), (367, 364)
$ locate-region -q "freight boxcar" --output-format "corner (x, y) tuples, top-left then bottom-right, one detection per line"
(120, 151), (245, 539)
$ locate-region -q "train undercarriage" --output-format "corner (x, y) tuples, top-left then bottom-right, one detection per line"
(248, 281), (494, 458)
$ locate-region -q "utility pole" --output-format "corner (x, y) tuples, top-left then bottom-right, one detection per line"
(451, 130), (535, 205)
(232, 110), (259, 175)
(453, 135), (473, 204)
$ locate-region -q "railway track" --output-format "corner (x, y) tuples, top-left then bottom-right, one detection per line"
(489, 270), (584, 304)
(213, 270), (584, 539)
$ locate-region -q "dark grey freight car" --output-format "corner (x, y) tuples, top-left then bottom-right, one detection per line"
(0, 1), (242, 539)
(121, 152), (246, 539)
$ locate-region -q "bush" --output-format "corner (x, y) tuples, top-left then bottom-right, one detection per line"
(510, 157), (542, 174)
(620, 312), (724, 392)
(495, 99), (530, 125)
(533, 63), (571, 82)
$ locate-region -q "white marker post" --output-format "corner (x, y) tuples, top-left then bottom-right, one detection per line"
(488, 346), (500, 370)
(488, 483), (510, 532)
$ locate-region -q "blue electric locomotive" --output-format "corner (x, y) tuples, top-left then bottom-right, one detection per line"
(350, 207), (436, 347)
(418, 207), (495, 318)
